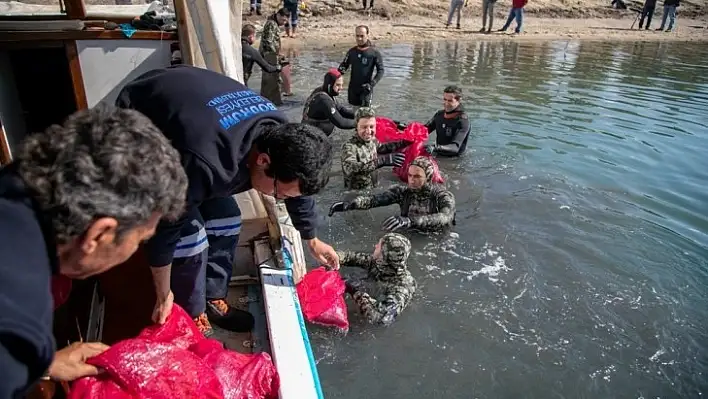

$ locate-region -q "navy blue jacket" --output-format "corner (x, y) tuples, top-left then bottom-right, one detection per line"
(0, 164), (57, 398)
(116, 65), (319, 267)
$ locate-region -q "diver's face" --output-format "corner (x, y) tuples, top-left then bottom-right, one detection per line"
(443, 92), (460, 112)
(333, 76), (344, 94)
(373, 240), (383, 260)
(355, 28), (368, 46)
(407, 165), (427, 190)
(356, 117), (376, 141)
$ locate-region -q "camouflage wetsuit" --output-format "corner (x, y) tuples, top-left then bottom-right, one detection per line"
(259, 15), (282, 105)
(344, 157), (456, 231)
(338, 233), (416, 326)
(341, 133), (409, 190)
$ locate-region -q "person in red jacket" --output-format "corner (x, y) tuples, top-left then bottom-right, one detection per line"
(498, 0), (527, 33)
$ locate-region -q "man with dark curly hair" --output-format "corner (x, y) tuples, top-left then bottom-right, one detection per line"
(0, 107), (188, 397)
(116, 65), (338, 337)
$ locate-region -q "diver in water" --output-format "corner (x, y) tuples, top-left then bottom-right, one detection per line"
(330, 156), (456, 231)
(337, 25), (384, 107)
(302, 68), (356, 136)
(241, 24), (286, 87)
(338, 233), (416, 326)
(341, 107), (410, 190)
(422, 85), (471, 157)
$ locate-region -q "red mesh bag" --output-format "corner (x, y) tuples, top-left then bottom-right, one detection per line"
(51, 274), (72, 310)
(190, 339), (280, 399)
(296, 267), (349, 333)
(393, 142), (445, 184)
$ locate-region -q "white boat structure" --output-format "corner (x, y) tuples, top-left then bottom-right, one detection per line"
(0, 1), (324, 397)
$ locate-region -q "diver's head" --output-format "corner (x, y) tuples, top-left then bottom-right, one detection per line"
(275, 8), (290, 26)
(373, 233), (411, 267)
(408, 156), (435, 190)
(443, 85), (462, 113)
(323, 68), (344, 96)
(242, 24), (257, 45)
(355, 107), (376, 142)
(355, 25), (369, 47)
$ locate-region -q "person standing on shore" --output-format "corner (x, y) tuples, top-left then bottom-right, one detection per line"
(283, 0), (299, 37)
(498, 0), (527, 34)
(638, 0), (657, 29)
(446, 0), (467, 29)
(260, 8), (293, 105)
(480, 0), (497, 32)
(656, 0), (679, 32)
(338, 25), (385, 108)
(249, 0), (262, 15)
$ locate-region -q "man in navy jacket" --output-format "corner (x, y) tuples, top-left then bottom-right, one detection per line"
(116, 65), (339, 336)
(0, 106), (188, 397)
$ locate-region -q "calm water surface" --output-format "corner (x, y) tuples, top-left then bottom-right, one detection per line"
(256, 40), (708, 398)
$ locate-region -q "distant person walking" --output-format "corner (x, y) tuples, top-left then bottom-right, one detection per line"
(480, 0), (497, 32)
(498, 0), (527, 34)
(656, 0), (679, 31)
(638, 0), (657, 29)
(446, 0), (467, 29)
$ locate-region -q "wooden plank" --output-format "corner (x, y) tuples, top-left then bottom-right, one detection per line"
(0, 30), (177, 43)
(63, 0), (87, 20)
(254, 239), (324, 399)
(65, 40), (88, 110)
(0, 120), (11, 166)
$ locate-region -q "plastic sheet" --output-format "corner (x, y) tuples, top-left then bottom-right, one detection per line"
(70, 305), (279, 399)
(296, 266), (349, 333)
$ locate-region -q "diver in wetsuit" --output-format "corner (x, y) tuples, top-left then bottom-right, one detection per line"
(302, 68), (356, 136)
(337, 25), (384, 107)
(341, 107), (410, 190)
(423, 85), (471, 157)
(338, 233), (416, 326)
(330, 156), (456, 231)
(241, 24), (286, 86)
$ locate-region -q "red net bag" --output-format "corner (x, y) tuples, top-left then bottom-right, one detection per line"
(296, 266), (349, 333)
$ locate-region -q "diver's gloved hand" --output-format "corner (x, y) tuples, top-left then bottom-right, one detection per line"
(382, 215), (411, 231)
(393, 120), (408, 130)
(361, 83), (373, 93)
(328, 201), (352, 217)
(344, 278), (363, 295)
(424, 144), (438, 155)
(375, 153), (405, 168)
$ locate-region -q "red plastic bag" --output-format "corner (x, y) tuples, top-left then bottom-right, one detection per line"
(393, 142), (445, 184)
(51, 274), (72, 310)
(296, 267), (349, 333)
(191, 340), (280, 399)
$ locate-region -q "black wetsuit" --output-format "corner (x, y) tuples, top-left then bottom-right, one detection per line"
(424, 105), (471, 157)
(302, 72), (356, 136)
(338, 41), (384, 107)
(242, 38), (280, 86)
